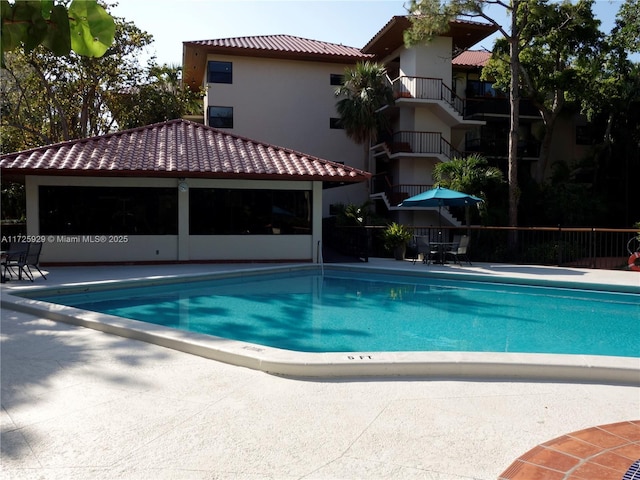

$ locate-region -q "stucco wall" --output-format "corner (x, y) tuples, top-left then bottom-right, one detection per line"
(204, 55), (364, 171)
(400, 37), (453, 88)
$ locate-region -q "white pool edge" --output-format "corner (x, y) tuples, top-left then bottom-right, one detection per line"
(3, 275), (639, 386)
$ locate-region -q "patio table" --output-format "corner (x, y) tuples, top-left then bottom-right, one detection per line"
(429, 241), (458, 264)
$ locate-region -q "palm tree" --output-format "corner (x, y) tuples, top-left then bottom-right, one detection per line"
(335, 61), (394, 173)
(433, 153), (504, 225)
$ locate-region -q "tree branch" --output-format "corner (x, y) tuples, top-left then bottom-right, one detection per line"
(26, 57), (70, 141)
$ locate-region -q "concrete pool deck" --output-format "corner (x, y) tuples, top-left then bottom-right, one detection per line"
(1, 260), (639, 479)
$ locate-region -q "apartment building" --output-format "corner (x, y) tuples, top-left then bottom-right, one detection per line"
(182, 35), (374, 215)
(182, 17), (520, 228)
(361, 16), (497, 226)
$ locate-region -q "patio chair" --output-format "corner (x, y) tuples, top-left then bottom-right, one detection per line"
(442, 234), (461, 258)
(412, 235), (437, 265)
(2, 242), (29, 281)
(445, 235), (472, 265)
(4, 242), (46, 281)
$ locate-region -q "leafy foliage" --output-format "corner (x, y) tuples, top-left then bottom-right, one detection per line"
(1, 9), (202, 153)
(382, 222), (413, 250)
(404, 0), (490, 46)
(108, 64), (204, 130)
(335, 61), (394, 170)
(0, 182), (25, 221)
(433, 154), (505, 224)
(433, 153), (503, 196)
(1, 15), (153, 151)
(1, 0), (115, 65)
(333, 201), (385, 227)
(483, 0), (603, 183)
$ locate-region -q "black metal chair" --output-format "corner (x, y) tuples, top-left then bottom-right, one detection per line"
(412, 235), (437, 265)
(445, 235), (472, 265)
(2, 242), (46, 281)
(2, 242), (29, 281)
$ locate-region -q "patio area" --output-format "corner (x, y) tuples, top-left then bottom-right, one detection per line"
(1, 260), (639, 479)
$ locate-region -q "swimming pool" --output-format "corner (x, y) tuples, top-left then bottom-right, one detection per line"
(27, 269), (639, 357)
(3, 264), (639, 383)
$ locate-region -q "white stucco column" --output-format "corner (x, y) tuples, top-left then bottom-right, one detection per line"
(25, 176), (39, 235)
(177, 179), (190, 261)
(312, 181), (323, 264)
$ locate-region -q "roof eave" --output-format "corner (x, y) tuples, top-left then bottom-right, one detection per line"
(361, 16), (498, 58)
(0, 168), (371, 184)
(182, 42), (371, 92)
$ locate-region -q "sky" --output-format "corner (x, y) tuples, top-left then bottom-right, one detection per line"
(110, 0), (630, 67)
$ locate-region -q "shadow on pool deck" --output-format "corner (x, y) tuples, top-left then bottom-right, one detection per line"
(1, 260), (639, 479)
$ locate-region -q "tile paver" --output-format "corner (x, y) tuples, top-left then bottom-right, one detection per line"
(499, 421), (640, 480)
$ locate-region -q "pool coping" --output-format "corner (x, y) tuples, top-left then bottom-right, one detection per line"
(2, 264), (639, 385)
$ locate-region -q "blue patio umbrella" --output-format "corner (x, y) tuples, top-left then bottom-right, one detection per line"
(398, 186), (483, 229)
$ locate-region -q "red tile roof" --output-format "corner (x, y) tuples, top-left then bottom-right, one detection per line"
(183, 34), (371, 91)
(452, 50), (491, 67)
(0, 119), (370, 183)
(184, 34), (371, 61)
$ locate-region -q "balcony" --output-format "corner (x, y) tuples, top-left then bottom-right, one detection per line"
(465, 97), (540, 118)
(373, 131), (462, 161)
(465, 137), (541, 159)
(391, 76), (464, 118)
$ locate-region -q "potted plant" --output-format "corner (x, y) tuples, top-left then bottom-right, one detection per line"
(382, 222), (413, 260)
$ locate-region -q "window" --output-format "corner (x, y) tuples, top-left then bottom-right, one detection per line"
(330, 74), (344, 86)
(207, 61), (232, 83)
(190, 189), (312, 235)
(208, 106), (233, 128)
(329, 117), (343, 129)
(466, 80), (503, 98)
(39, 186), (178, 235)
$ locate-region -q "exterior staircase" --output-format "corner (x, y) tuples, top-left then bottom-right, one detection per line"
(370, 190), (463, 227)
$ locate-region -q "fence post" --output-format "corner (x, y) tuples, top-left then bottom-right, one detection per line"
(557, 225), (562, 266)
(590, 228), (596, 269)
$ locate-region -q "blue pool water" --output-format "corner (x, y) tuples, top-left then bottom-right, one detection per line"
(31, 270), (639, 357)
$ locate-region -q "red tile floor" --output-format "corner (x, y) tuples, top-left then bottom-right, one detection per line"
(499, 420), (640, 480)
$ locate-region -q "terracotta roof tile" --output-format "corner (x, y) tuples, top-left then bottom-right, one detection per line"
(452, 50), (491, 67)
(0, 119), (370, 183)
(184, 34), (371, 60)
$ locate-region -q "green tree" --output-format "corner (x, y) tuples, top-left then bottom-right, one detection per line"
(335, 61), (394, 173)
(0, 182), (25, 221)
(108, 63), (204, 130)
(406, 0), (525, 233)
(433, 153), (504, 224)
(1, 13), (153, 151)
(571, 0), (639, 226)
(611, 0), (640, 52)
(483, 0), (603, 184)
(1, 0), (115, 65)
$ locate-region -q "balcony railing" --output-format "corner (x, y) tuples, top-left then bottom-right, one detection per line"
(391, 76), (464, 117)
(465, 97), (541, 117)
(465, 137), (541, 159)
(389, 131), (461, 159)
(370, 174), (433, 205)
